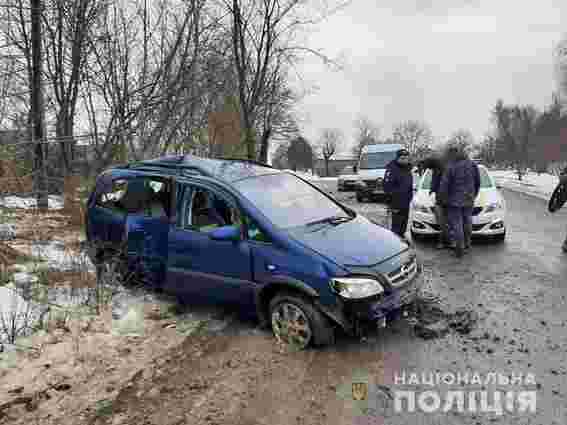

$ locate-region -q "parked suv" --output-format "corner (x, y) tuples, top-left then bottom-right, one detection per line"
(85, 155), (423, 349)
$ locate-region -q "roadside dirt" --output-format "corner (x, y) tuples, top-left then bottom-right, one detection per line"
(0, 314), (390, 425)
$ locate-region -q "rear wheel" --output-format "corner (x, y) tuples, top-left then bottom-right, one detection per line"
(269, 292), (334, 350)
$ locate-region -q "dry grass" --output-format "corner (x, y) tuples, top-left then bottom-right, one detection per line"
(0, 243), (33, 268)
(0, 160), (33, 194)
(42, 271), (96, 289)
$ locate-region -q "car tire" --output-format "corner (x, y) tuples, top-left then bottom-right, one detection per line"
(269, 292), (334, 350)
(410, 230), (423, 242)
(356, 192), (364, 203)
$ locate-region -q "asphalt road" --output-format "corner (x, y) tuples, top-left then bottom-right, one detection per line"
(313, 180), (567, 425)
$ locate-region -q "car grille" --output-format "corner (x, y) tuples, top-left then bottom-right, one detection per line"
(430, 206), (483, 216)
(472, 223), (485, 231)
(387, 256), (418, 288)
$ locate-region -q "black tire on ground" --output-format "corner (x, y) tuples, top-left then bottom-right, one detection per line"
(268, 291), (335, 349)
(410, 230), (422, 242)
(356, 192), (364, 203)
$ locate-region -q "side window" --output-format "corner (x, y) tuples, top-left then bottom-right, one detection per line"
(179, 184), (271, 242)
(96, 179), (128, 211)
(244, 217), (272, 243)
(96, 177), (170, 217)
(184, 187), (234, 232)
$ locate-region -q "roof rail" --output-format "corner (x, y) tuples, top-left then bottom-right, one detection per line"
(216, 157), (274, 168)
(126, 162), (212, 177)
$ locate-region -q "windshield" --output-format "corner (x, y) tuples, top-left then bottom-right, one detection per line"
(420, 167), (493, 190)
(234, 173), (350, 229)
(359, 151), (398, 169)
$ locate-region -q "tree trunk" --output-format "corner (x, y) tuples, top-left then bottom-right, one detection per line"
(31, 0), (48, 211)
(258, 128), (271, 164)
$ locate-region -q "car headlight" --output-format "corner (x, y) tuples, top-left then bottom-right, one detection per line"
(484, 202), (503, 213)
(412, 202), (430, 214)
(330, 277), (385, 299)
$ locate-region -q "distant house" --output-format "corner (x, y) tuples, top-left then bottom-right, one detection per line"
(314, 153), (357, 177)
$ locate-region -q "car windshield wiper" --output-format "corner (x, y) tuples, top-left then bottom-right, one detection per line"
(305, 215), (353, 227)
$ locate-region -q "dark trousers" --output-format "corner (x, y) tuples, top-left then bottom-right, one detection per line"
(390, 208), (409, 238)
(447, 206), (473, 249)
(433, 204), (449, 243)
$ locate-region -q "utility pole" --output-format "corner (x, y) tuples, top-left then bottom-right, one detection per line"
(31, 0), (48, 209)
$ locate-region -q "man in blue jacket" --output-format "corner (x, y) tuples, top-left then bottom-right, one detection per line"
(561, 167), (567, 253)
(438, 145), (480, 258)
(419, 154), (450, 249)
(384, 148), (413, 239)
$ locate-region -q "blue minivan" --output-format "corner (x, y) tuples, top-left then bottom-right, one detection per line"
(85, 155), (423, 349)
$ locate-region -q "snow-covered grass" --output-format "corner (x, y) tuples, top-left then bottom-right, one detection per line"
(0, 195), (64, 210)
(282, 169), (338, 181)
(490, 170), (561, 201)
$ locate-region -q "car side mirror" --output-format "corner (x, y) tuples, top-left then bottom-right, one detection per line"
(209, 225), (241, 242)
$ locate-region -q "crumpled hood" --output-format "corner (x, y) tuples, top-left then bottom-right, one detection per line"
(286, 215), (408, 267)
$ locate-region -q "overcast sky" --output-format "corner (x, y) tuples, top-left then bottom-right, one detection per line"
(292, 0), (565, 154)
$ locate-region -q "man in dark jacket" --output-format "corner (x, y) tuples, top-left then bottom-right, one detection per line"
(438, 145), (480, 258)
(561, 166), (567, 253)
(419, 154), (450, 249)
(384, 149), (413, 239)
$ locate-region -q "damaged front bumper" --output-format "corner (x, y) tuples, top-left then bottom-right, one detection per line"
(320, 271), (423, 336)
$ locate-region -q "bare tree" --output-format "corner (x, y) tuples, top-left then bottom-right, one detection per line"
(491, 100), (539, 180)
(351, 116), (380, 162)
(226, 0), (347, 160)
(42, 0), (102, 175)
(446, 129), (475, 153)
(317, 128), (343, 177)
(392, 120), (433, 157)
(271, 141), (289, 169)
(287, 135), (312, 171)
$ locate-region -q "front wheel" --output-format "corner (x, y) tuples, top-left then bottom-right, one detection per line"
(269, 292), (334, 350)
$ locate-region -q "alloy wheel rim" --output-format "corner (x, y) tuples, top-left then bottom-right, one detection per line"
(271, 302), (312, 349)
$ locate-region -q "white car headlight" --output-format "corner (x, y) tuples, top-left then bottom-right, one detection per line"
(484, 202), (503, 213)
(330, 277), (385, 299)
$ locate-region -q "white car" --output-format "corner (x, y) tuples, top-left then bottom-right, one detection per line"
(410, 165), (506, 242)
(337, 166), (358, 191)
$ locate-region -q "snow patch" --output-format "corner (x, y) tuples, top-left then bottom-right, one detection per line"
(29, 240), (94, 272)
(0, 195), (64, 210)
(490, 170), (560, 200)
